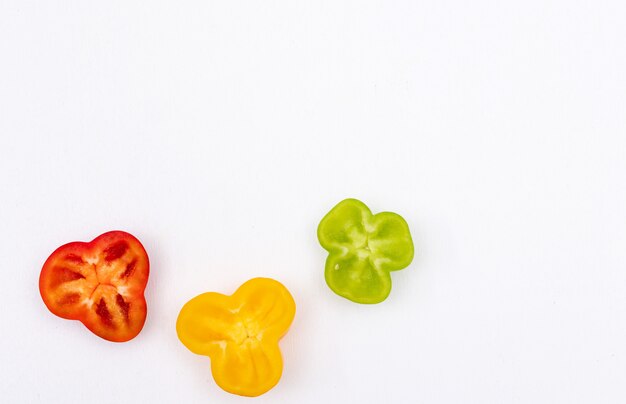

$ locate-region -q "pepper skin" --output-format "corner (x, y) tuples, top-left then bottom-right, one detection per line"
(39, 231), (149, 342)
(318, 198), (414, 304)
(176, 278), (296, 397)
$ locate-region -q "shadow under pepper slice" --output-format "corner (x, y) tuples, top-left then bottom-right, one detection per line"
(176, 278), (296, 397)
(39, 231), (149, 342)
(318, 198), (414, 304)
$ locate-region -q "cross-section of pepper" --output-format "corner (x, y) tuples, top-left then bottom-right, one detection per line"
(176, 278), (296, 397)
(39, 231), (149, 342)
(318, 198), (414, 304)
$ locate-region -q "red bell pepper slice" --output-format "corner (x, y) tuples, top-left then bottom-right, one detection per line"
(39, 231), (149, 342)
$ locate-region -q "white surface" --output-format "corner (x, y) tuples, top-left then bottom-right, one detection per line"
(1, 1), (625, 403)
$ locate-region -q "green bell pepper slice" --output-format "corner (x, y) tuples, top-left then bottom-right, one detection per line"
(317, 198), (414, 304)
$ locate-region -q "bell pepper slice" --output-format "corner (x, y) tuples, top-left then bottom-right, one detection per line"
(39, 231), (149, 342)
(318, 198), (414, 304)
(176, 278), (296, 397)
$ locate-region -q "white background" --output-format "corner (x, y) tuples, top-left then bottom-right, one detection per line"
(1, 1), (625, 403)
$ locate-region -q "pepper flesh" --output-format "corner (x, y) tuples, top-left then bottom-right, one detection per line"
(318, 198), (414, 304)
(39, 231), (149, 342)
(176, 278), (295, 397)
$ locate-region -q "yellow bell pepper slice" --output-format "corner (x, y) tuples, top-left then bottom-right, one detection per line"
(176, 277), (296, 397)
